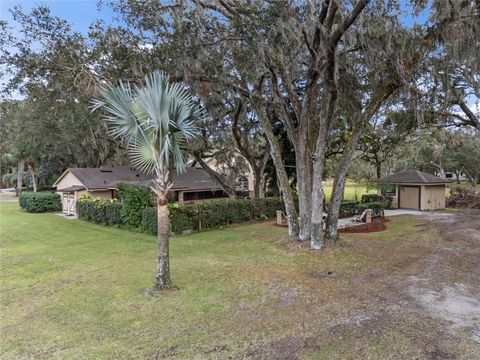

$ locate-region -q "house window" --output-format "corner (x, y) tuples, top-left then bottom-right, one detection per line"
(385, 185), (396, 197)
(237, 176), (248, 190)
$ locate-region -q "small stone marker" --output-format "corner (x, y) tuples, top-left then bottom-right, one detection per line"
(365, 209), (373, 223)
(276, 210), (284, 225)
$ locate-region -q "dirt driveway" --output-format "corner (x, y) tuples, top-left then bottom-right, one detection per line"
(405, 211), (480, 339)
(242, 210), (480, 360)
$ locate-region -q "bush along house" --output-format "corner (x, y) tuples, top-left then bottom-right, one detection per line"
(53, 165), (227, 216)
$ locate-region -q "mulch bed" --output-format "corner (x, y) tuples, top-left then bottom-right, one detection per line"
(339, 217), (387, 233)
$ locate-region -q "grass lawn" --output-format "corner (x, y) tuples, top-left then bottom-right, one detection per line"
(1, 202), (478, 359)
(323, 181), (375, 202)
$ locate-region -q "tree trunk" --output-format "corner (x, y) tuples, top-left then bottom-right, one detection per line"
(153, 198), (171, 290)
(376, 162), (382, 179)
(252, 99), (299, 236)
(310, 52), (338, 250)
(310, 110), (332, 250)
(194, 154), (237, 198)
(28, 162), (37, 193)
(310, 156), (326, 250)
(258, 176), (266, 198)
(266, 132), (299, 236)
(326, 81), (400, 239)
(454, 171), (461, 184)
(255, 148), (270, 198)
(252, 166), (265, 198)
(326, 163), (349, 241)
(435, 165), (446, 178)
(16, 160), (25, 196)
(296, 145), (312, 242)
(152, 172), (172, 291)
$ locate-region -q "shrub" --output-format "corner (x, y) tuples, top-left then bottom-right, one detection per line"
(141, 207), (158, 235)
(19, 192), (61, 213)
(355, 201), (384, 217)
(339, 201), (358, 218)
(142, 197), (285, 235)
(384, 196), (394, 209)
(117, 183), (154, 228)
(77, 197), (123, 226)
(251, 197), (285, 219)
(361, 194), (383, 203)
(195, 199), (251, 230)
(167, 203), (196, 233)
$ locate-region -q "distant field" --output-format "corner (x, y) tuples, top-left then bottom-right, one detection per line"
(323, 182), (375, 202)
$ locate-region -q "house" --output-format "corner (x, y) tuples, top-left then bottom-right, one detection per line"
(376, 170), (450, 210)
(436, 171), (468, 182)
(191, 158), (258, 197)
(53, 165), (226, 216)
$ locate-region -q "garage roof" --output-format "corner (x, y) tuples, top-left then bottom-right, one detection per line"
(377, 170), (451, 184)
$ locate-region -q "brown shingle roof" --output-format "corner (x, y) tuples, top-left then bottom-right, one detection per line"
(68, 166), (153, 190)
(170, 167), (221, 191)
(377, 170), (451, 184)
(56, 166), (222, 191)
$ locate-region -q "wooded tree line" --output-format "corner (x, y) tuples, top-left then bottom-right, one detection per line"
(1, 0), (479, 249)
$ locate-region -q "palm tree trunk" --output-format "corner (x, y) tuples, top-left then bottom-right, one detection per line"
(153, 184), (172, 291)
(16, 160), (25, 196)
(27, 162), (37, 192)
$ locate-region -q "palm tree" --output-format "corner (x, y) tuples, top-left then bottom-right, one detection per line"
(92, 71), (202, 291)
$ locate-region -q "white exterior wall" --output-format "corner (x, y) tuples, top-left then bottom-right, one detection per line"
(55, 172), (83, 189)
(55, 171), (114, 215)
(422, 185), (446, 210)
(379, 183), (446, 211)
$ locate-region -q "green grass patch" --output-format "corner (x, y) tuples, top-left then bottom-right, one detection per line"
(1, 201), (475, 359)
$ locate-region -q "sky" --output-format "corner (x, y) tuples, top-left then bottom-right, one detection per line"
(0, 0), (432, 100)
(1, 0), (431, 35)
(1, 0), (119, 99)
(0, 0), (118, 35)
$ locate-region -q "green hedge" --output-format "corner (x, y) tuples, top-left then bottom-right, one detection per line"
(355, 201), (384, 217)
(19, 192), (61, 213)
(117, 183), (154, 228)
(142, 197), (285, 235)
(338, 201), (358, 218)
(361, 194), (393, 211)
(361, 194), (383, 203)
(251, 197), (285, 219)
(76, 197), (124, 226)
(384, 196), (393, 209)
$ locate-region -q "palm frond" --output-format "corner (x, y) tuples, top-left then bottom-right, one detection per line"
(127, 136), (158, 175)
(93, 70), (203, 175)
(94, 82), (142, 140)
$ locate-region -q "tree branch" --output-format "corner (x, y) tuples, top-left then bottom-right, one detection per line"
(331, 0), (370, 45)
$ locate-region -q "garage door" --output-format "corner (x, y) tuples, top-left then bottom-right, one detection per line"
(399, 186), (420, 209)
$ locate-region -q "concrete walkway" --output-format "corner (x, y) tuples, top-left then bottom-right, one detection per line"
(53, 212), (78, 220)
(337, 209), (424, 229)
(385, 209), (425, 217)
(384, 209), (423, 217)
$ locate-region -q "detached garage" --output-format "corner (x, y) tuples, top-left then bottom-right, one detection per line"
(377, 170), (450, 210)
